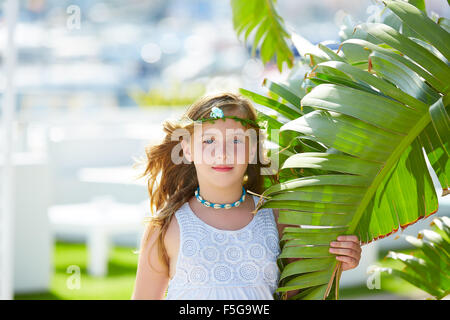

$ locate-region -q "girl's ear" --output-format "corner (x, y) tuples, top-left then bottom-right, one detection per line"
(181, 139), (192, 163)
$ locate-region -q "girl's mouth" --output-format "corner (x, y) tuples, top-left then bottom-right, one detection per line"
(212, 166), (234, 172)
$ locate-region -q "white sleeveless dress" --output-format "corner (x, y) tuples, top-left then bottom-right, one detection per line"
(165, 194), (281, 300)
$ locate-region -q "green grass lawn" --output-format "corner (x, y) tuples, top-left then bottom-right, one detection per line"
(14, 241), (139, 300)
(14, 241), (429, 300)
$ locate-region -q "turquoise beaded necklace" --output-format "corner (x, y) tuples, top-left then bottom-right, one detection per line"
(195, 186), (246, 209)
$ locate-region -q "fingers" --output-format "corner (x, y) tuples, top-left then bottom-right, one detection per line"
(330, 241), (361, 253)
(329, 235), (362, 271)
(329, 247), (361, 271)
(328, 247), (359, 257)
(330, 235), (361, 252)
(337, 235), (359, 243)
(336, 256), (359, 271)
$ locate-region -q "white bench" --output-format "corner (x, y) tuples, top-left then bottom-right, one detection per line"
(48, 196), (147, 277)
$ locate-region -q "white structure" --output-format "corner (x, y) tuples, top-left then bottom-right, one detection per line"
(48, 197), (147, 277)
(1, 0), (18, 300)
(10, 153), (52, 294)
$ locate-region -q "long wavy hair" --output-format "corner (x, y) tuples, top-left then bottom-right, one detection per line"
(133, 92), (278, 274)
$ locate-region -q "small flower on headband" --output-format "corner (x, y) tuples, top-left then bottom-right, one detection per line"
(210, 106), (224, 119)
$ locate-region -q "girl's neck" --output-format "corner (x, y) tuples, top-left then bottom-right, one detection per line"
(196, 182), (244, 204)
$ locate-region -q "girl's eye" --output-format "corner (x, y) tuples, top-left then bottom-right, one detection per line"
(202, 138), (242, 144)
(203, 138), (214, 144)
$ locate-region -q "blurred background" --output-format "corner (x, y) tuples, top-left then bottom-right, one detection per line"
(0, 0), (449, 300)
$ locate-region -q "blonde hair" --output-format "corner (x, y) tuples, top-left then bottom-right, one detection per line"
(134, 92), (278, 273)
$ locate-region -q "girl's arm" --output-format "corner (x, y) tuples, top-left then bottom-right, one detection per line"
(131, 224), (170, 300)
(273, 209), (362, 299)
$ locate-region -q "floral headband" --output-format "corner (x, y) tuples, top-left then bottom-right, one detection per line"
(184, 106), (264, 129)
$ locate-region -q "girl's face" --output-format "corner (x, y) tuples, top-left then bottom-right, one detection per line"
(181, 117), (257, 189)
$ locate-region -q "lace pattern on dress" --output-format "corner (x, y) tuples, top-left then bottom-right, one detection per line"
(167, 195), (281, 293)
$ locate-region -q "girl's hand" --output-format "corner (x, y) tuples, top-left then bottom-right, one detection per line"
(329, 235), (361, 271)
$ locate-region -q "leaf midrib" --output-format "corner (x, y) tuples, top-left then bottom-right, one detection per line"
(347, 107), (432, 234)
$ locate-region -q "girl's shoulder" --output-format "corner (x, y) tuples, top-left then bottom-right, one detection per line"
(160, 202), (189, 256)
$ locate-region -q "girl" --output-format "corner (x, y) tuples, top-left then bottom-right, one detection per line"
(131, 92), (361, 300)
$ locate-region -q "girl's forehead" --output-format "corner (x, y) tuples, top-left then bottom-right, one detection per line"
(197, 118), (248, 134)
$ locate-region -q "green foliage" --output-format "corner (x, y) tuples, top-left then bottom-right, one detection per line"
(377, 216), (450, 300)
(129, 81), (205, 107)
(230, 0), (294, 72)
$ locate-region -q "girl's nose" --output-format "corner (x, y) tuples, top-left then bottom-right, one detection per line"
(215, 141), (233, 162)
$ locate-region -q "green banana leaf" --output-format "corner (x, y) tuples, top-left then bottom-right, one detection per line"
(249, 0), (449, 299)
